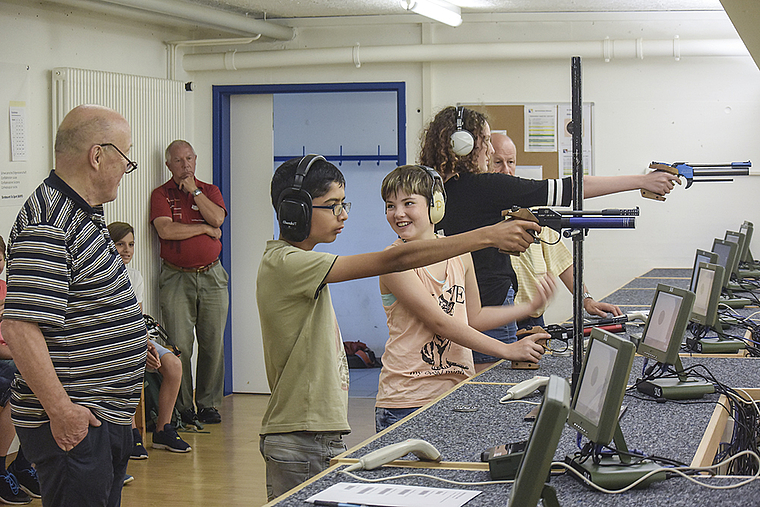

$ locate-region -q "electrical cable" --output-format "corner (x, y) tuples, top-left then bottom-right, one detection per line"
(554, 450), (760, 494)
(338, 451), (760, 494)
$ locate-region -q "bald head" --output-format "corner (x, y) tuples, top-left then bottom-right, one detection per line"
(490, 133), (517, 175)
(55, 105), (129, 161)
(53, 105), (132, 206)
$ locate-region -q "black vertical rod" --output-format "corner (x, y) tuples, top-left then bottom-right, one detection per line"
(571, 56), (584, 394)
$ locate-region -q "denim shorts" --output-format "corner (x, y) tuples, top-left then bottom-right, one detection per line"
(375, 407), (421, 433)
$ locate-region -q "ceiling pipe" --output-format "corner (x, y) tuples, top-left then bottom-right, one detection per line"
(47, 0), (294, 40)
(182, 37), (748, 72)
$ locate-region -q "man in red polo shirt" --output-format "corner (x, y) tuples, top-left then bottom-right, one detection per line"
(150, 140), (228, 425)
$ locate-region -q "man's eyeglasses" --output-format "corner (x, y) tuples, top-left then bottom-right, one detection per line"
(99, 143), (138, 174)
(313, 202), (351, 216)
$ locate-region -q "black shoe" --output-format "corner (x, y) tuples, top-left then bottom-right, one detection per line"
(197, 407), (221, 424)
(130, 427), (149, 460)
(0, 471), (31, 505)
(152, 423), (192, 453)
(179, 408), (199, 425)
(6, 461), (39, 500)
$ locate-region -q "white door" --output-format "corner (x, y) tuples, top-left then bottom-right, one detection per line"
(229, 94), (274, 393)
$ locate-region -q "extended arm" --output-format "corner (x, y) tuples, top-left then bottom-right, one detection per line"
(326, 219), (540, 284)
(557, 266), (622, 317)
(582, 172), (680, 199)
(2, 319), (100, 450)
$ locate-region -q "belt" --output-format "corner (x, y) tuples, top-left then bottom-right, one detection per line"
(163, 259), (219, 273)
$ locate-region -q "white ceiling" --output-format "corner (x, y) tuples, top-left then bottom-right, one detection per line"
(187, 0), (724, 20)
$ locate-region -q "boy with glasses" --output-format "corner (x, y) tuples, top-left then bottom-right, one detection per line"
(258, 155), (541, 500)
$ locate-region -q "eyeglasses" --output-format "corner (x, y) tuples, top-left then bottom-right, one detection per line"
(99, 143), (138, 174)
(313, 202), (351, 216)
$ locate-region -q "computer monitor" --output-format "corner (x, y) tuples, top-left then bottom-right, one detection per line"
(636, 284), (714, 399)
(567, 329), (635, 446)
(685, 261), (745, 353)
(690, 262), (724, 328)
(637, 284), (694, 367)
(564, 329), (666, 489)
(711, 238), (738, 290)
(724, 231), (746, 279)
(689, 249), (718, 293)
(508, 375), (570, 507)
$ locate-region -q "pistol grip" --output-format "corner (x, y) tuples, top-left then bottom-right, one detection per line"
(644, 163), (679, 201)
(640, 188), (666, 201)
(500, 208), (539, 255)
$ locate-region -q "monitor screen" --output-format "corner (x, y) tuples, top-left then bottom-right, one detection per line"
(690, 249), (718, 292)
(508, 375), (570, 507)
(724, 231), (745, 276)
(690, 262), (724, 327)
(637, 284), (695, 366)
(566, 329), (635, 446)
(573, 339), (616, 426)
(692, 267), (714, 317)
(711, 239), (738, 289)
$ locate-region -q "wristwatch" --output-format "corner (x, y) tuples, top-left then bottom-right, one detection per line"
(582, 292), (593, 300)
(192, 188), (203, 197)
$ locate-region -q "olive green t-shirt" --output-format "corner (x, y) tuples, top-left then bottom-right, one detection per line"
(257, 240), (350, 435)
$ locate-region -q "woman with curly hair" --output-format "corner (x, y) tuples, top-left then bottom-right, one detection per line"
(421, 105), (680, 368)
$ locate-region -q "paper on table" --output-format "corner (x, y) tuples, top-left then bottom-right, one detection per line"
(306, 482), (481, 507)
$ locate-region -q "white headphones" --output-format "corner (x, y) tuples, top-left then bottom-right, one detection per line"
(450, 106), (475, 156)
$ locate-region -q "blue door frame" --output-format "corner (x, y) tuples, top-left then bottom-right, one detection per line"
(212, 82), (407, 395)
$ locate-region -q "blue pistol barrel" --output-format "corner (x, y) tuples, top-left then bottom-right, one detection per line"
(564, 217), (635, 229)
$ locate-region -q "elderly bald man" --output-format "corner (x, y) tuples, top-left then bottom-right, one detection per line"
(3, 104), (149, 507)
(489, 132), (622, 326)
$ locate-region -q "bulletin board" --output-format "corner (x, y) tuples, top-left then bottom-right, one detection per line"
(465, 103), (594, 180)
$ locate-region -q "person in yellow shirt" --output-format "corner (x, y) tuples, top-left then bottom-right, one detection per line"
(490, 133), (622, 328)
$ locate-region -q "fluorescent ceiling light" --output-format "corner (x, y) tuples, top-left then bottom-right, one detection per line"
(401, 0), (462, 27)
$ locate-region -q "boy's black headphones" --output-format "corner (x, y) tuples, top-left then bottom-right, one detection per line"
(276, 154), (325, 242)
(450, 106), (475, 157)
(419, 165), (446, 224)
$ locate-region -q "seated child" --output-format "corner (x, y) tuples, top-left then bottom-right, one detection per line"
(375, 165), (554, 431)
(0, 236), (41, 502)
(107, 222), (190, 455)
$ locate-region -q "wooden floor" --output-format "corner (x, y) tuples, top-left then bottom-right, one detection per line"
(120, 394), (377, 507)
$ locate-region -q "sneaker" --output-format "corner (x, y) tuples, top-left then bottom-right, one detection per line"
(197, 407), (221, 424)
(0, 471), (31, 505)
(130, 428), (149, 460)
(6, 461), (39, 499)
(152, 423), (192, 453)
(123, 474), (134, 485)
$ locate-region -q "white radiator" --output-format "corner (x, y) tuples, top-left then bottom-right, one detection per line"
(52, 67), (187, 319)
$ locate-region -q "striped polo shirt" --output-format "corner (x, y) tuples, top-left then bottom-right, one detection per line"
(4, 171), (147, 427)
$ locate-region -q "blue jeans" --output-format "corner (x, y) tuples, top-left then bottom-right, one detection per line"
(473, 287), (518, 363)
(375, 407), (421, 432)
(16, 420), (131, 507)
(259, 431), (347, 501)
